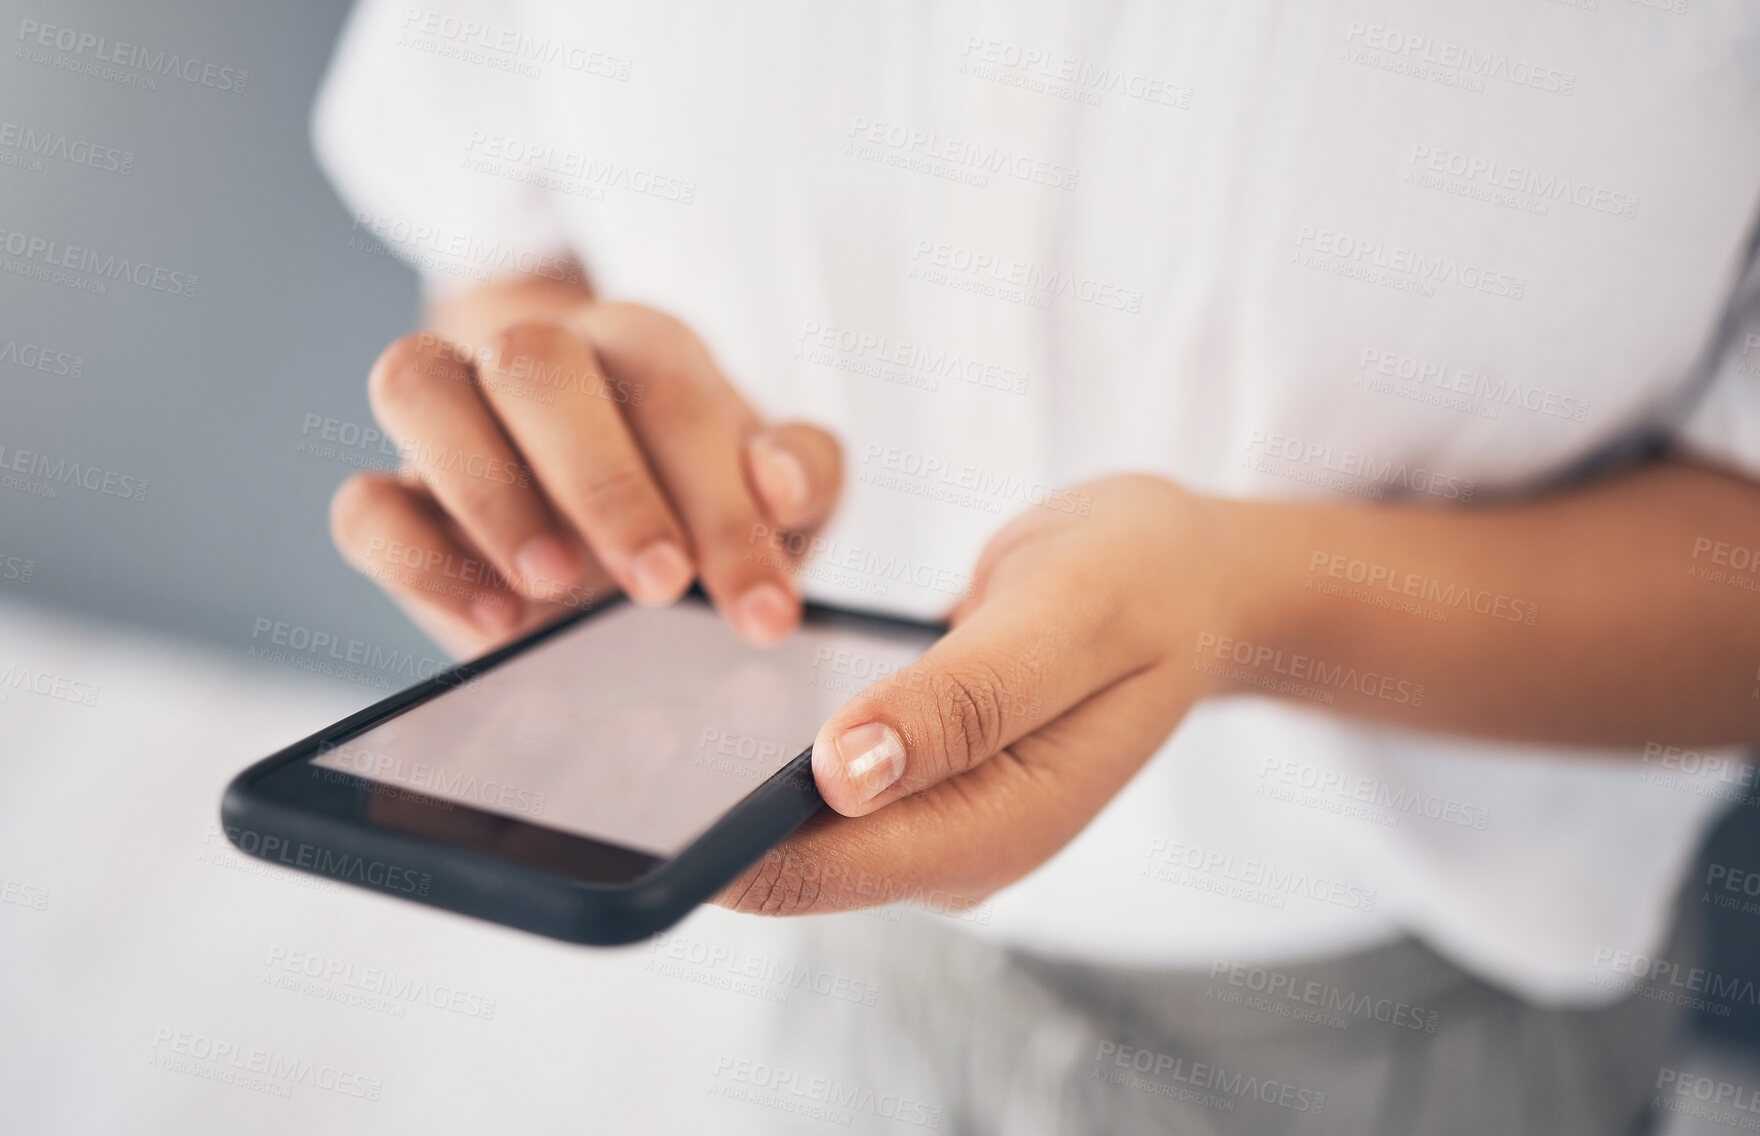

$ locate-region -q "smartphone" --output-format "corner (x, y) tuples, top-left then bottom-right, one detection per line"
(220, 593), (940, 945)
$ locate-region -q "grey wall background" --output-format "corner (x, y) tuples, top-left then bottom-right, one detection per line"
(0, 0), (432, 682)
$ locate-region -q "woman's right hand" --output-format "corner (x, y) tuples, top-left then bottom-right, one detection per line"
(329, 301), (842, 658)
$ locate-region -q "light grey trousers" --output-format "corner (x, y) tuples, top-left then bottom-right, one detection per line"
(758, 898), (1698, 1136)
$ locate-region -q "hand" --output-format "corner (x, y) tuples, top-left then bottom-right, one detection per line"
(717, 474), (1241, 916)
(329, 302), (842, 657)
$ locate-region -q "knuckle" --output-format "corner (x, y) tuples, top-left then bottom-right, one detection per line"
(487, 320), (572, 372)
(576, 461), (660, 524)
(700, 514), (768, 567)
(445, 468), (527, 532)
(933, 662), (1010, 767)
(602, 300), (683, 341)
(727, 847), (824, 917)
(632, 366), (702, 421)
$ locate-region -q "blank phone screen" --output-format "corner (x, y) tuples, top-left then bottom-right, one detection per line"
(309, 601), (935, 858)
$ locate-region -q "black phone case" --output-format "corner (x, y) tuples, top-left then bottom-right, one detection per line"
(219, 595), (938, 946)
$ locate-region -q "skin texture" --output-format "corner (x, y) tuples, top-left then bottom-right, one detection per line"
(332, 274), (1760, 919)
(331, 279), (843, 656)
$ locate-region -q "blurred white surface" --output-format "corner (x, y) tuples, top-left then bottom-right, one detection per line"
(8, 596), (1760, 1136)
(0, 598), (891, 1136)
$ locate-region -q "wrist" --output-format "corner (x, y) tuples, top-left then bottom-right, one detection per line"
(1181, 494), (1303, 696)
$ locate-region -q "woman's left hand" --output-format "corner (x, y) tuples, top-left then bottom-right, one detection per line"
(716, 474), (1243, 915)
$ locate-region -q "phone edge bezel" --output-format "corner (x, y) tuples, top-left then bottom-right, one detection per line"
(217, 590), (945, 944)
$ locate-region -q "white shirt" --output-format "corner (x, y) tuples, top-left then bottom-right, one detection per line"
(313, 0), (1760, 1004)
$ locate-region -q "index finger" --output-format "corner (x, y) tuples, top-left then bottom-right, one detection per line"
(477, 321), (696, 607)
(575, 303), (811, 645)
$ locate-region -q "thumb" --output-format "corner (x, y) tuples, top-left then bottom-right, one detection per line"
(809, 587), (1130, 817)
(745, 422), (842, 533)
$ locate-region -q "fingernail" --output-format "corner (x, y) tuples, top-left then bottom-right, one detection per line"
(470, 593), (518, 635)
(628, 541), (691, 605)
(749, 435), (809, 516)
(515, 535), (577, 593)
(734, 582), (795, 644)
(834, 722), (906, 805)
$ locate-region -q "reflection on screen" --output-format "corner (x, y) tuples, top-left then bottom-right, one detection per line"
(310, 601), (934, 857)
